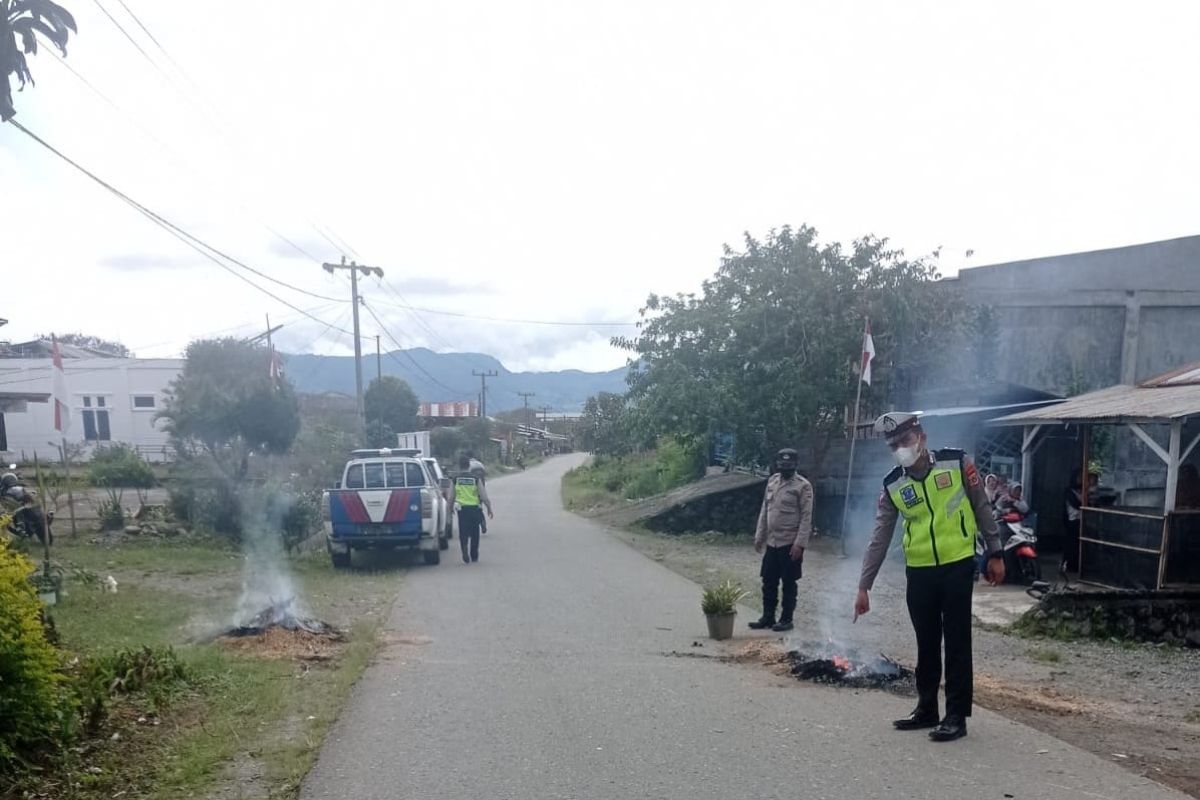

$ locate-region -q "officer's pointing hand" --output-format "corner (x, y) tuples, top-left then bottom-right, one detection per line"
(985, 555), (1005, 585)
(853, 589), (870, 622)
(487, 508), (494, 520)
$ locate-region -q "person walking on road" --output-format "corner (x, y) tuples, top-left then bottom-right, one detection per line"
(749, 448), (814, 633)
(854, 412), (1004, 742)
(454, 455), (493, 563)
(467, 452), (489, 534)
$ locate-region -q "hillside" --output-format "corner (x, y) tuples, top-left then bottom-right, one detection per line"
(284, 348), (627, 412)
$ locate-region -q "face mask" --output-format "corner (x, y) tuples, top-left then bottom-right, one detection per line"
(779, 468), (796, 479)
(893, 446), (922, 469)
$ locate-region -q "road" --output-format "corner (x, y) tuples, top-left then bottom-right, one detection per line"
(300, 455), (1185, 800)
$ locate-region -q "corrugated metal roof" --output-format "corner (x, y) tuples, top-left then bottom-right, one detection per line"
(1140, 361), (1200, 387)
(990, 383), (1200, 426)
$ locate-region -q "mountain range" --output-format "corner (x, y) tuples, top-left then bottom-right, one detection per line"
(283, 349), (628, 412)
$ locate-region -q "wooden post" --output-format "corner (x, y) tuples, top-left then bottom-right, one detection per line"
(1078, 425), (1091, 576)
(60, 438), (77, 537)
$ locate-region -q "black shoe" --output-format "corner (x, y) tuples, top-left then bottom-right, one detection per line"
(771, 620), (794, 632)
(929, 715), (968, 742)
(462, 553), (470, 564)
(747, 616), (776, 630)
(893, 709), (940, 731)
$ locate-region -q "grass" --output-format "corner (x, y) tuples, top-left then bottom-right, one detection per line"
(1186, 709), (1200, 725)
(1026, 646), (1063, 664)
(4, 536), (403, 800)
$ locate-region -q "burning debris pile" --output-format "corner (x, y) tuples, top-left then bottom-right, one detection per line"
(786, 641), (913, 691)
(219, 598), (344, 662)
(225, 597), (340, 638)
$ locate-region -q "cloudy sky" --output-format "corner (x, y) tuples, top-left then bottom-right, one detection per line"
(3, 0), (1198, 372)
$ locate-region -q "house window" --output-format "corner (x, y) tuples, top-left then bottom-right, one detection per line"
(81, 396), (111, 442)
(132, 395), (156, 410)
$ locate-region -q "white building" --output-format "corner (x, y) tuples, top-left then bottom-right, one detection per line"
(0, 357), (184, 462)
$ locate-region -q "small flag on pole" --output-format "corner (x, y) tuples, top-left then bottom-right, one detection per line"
(51, 335), (71, 433)
(268, 344), (283, 388)
(860, 319), (875, 386)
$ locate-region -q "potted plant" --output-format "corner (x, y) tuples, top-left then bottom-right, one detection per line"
(701, 580), (747, 640)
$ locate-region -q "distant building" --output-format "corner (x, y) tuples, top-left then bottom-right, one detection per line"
(419, 401), (478, 420)
(0, 357), (182, 463)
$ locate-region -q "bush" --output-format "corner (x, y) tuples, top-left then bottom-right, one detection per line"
(73, 646), (190, 732)
(0, 540), (65, 768)
(89, 444), (156, 528)
(278, 490), (322, 552)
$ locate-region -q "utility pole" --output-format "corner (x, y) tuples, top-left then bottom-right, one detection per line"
(517, 392), (536, 431)
(376, 335), (382, 383)
(322, 256), (384, 439)
(538, 406), (551, 429)
(472, 369), (498, 418)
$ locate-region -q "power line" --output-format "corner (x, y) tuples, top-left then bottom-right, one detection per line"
(6, 119), (355, 333)
(85, 0), (363, 262)
(364, 294), (637, 327)
(361, 301), (472, 398)
(7, 120), (347, 304)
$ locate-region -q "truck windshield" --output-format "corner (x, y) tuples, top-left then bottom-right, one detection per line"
(385, 463), (408, 487)
(344, 464), (364, 489)
(364, 463), (386, 489)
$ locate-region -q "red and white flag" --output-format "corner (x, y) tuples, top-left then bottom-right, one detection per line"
(51, 335), (71, 433)
(268, 344), (283, 388)
(860, 319), (876, 386)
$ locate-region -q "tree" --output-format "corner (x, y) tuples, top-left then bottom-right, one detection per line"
(579, 392), (631, 456)
(159, 339), (301, 539)
(614, 225), (968, 467)
(36, 332), (132, 357)
(159, 338), (300, 463)
(364, 376), (418, 444)
(2, 0), (76, 121)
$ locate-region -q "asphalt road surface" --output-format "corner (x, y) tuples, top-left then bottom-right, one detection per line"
(300, 455), (1185, 800)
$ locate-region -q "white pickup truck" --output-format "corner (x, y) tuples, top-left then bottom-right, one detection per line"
(324, 449), (448, 567)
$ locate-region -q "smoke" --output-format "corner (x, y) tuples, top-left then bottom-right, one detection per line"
(232, 480), (308, 627)
(813, 501), (887, 644)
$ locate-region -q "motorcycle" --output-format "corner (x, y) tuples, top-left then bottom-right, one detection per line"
(999, 510), (1040, 585)
(2, 467), (54, 545)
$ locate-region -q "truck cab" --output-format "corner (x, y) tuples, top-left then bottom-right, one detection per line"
(325, 449), (443, 567)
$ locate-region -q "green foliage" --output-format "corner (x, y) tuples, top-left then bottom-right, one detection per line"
(613, 225), (966, 466)
(159, 338), (300, 461)
(166, 466), (241, 536)
(0, 539), (64, 769)
(1, 0), (77, 122)
(430, 426), (467, 459)
(364, 418), (396, 449)
(579, 392), (635, 455)
(278, 490), (322, 553)
(566, 440), (705, 504)
(34, 333), (131, 358)
(364, 376), (419, 440)
(701, 580), (748, 615)
(88, 445), (156, 528)
(286, 404), (359, 492)
(73, 646), (190, 731)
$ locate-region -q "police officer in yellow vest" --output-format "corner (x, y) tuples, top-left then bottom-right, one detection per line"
(454, 455), (493, 564)
(854, 412), (1004, 742)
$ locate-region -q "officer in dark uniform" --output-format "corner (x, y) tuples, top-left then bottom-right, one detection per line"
(854, 412), (1004, 742)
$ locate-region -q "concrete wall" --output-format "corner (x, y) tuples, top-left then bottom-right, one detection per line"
(0, 358), (183, 462)
(949, 235), (1200, 393)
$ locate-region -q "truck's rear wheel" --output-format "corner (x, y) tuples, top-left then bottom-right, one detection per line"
(438, 535), (450, 551)
(422, 550), (441, 566)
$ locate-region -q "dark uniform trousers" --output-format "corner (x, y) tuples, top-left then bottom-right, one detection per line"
(458, 506), (484, 562)
(906, 556), (974, 717)
(760, 544), (803, 621)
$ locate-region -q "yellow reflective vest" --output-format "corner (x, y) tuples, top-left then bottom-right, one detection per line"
(884, 448), (978, 567)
